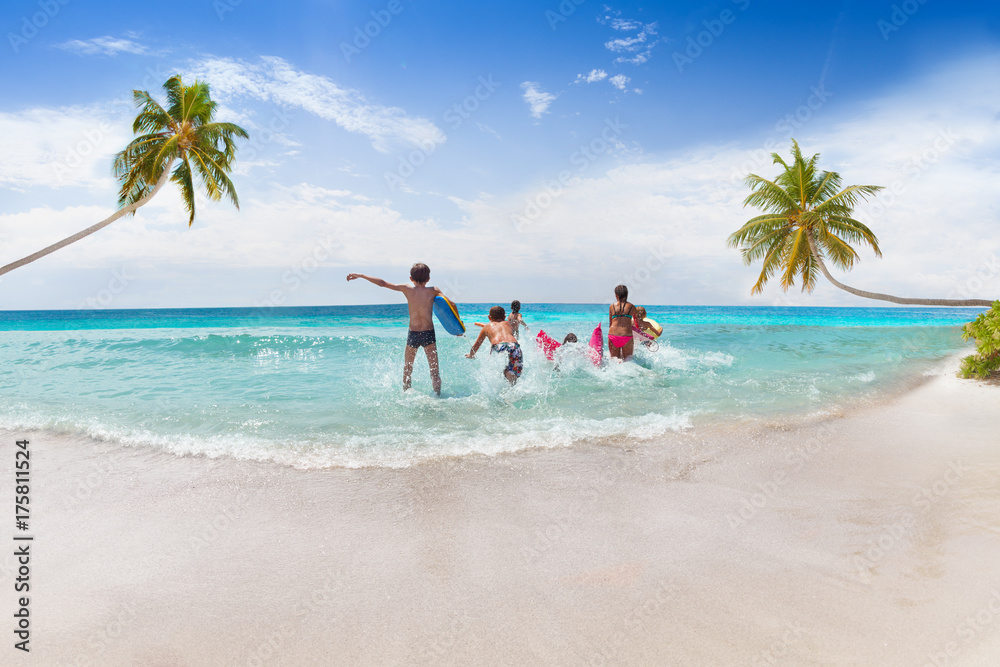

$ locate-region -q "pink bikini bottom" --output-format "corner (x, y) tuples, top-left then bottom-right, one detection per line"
(608, 334), (632, 348)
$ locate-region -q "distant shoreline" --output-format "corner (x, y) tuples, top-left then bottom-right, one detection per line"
(0, 302), (992, 315)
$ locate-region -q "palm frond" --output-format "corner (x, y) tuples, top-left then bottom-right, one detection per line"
(780, 227), (812, 291)
(825, 215), (882, 257)
(171, 157), (197, 225)
(114, 74), (247, 223)
(814, 184), (884, 212)
(816, 230), (860, 271)
(731, 139), (886, 298)
(727, 214), (789, 248)
(751, 233), (791, 294)
(743, 174), (799, 212)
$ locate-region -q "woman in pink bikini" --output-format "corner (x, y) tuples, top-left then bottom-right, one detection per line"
(608, 284), (639, 360)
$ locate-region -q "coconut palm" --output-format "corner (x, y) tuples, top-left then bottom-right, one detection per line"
(0, 75), (248, 277)
(728, 139), (993, 307)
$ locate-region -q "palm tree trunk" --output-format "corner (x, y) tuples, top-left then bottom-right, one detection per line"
(0, 159), (176, 278)
(806, 232), (993, 307)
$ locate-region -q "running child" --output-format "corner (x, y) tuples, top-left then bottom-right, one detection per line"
(467, 306), (523, 384)
(507, 300), (529, 339)
(347, 263), (445, 395)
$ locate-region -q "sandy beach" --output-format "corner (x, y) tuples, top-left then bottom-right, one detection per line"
(3, 358), (999, 666)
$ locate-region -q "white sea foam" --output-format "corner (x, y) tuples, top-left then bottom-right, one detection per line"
(1, 305), (974, 469)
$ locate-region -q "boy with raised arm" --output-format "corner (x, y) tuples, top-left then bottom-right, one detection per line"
(467, 306), (523, 385)
(347, 263), (444, 396)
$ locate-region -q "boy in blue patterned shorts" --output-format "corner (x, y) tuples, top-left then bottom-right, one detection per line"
(466, 306), (523, 385)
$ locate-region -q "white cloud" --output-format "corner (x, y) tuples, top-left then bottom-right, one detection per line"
(2, 54), (999, 308)
(477, 122), (502, 141)
(617, 52), (651, 66)
(56, 36), (151, 56)
(604, 21), (659, 65)
(520, 82), (556, 119)
(611, 19), (642, 31)
(575, 69), (608, 84)
(0, 97), (302, 194)
(447, 55), (1000, 305)
(0, 102), (134, 190)
(609, 74), (630, 91)
(187, 56), (446, 154)
(605, 33), (649, 52)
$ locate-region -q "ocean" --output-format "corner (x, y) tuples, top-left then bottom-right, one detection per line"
(0, 304), (982, 468)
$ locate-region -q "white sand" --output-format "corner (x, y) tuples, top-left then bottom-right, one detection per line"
(2, 362), (1000, 665)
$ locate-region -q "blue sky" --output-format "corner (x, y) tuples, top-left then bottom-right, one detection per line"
(1, 0), (999, 309)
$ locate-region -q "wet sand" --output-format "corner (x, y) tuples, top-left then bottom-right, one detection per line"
(2, 361), (999, 665)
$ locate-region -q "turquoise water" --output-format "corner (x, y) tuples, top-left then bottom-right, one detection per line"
(0, 305), (982, 468)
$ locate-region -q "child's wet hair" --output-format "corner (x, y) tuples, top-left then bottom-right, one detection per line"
(510, 300), (521, 313)
(563, 333), (578, 344)
(489, 306), (506, 322)
(410, 263), (430, 284)
(614, 284), (628, 302)
(636, 306), (647, 318)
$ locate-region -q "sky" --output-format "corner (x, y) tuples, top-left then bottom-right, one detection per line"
(1, 0), (999, 309)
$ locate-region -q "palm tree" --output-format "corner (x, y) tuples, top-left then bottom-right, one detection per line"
(0, 75), (248, 277)
(728, 140), (993, 307)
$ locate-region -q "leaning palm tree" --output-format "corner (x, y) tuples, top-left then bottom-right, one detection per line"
(0, 75), (248, 277)
(728, 139), (992, 307)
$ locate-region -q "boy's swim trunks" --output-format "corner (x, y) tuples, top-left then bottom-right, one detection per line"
(407, 329), (436, 348)
(491, 342), (523, 378)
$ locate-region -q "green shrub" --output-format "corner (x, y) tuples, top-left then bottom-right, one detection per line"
(959, 300), (1000, 379)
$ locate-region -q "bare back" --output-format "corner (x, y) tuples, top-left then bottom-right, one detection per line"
(474, 320), (517, 348)
(400, 284), (440, 331)
(609, 301), (636, 337)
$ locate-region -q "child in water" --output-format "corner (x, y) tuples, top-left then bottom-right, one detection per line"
(467, 306), (523, 384)
(507, 300), (529, 339)
(634, 307), (662, 338)
(347, 263), (445, 396)
(608, 284), (639, 360)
